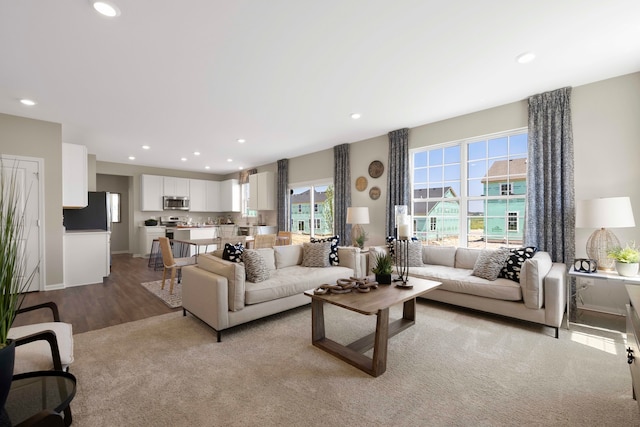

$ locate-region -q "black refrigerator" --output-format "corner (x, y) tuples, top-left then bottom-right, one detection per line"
(63, 191), (111, 231)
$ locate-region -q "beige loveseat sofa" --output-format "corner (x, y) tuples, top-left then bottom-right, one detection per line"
(369, 245), (566, 338)
(182, 244), (366, 341)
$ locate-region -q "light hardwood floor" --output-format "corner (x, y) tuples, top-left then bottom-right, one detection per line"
(13, 254), (180, 334)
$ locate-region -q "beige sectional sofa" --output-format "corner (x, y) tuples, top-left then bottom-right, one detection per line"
(181, 244), (366, 341)
(369, 245), (566, 338)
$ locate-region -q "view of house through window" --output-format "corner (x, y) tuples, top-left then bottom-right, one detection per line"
(412, 129), (528, 249)
(289, 183), (334, 244)
(110, 192), (121, 223)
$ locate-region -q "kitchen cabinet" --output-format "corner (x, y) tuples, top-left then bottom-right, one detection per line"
(62, 143), (88, 208)
(219, 179), (240, 212)
(138, 225), (166, 257)
(249, 172), (275, 211)
(63, 230), (110, 286)
(189, 179), (220, 212)
(140, 174), (164, 211)
(164, 177), (189, 197)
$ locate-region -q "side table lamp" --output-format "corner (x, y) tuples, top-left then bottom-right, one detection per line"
(346, 207), (369, 249)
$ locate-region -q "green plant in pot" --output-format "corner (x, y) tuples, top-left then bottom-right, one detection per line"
(372, 252), (394, 285)
(608, 243), (640, 277)
(0, 162), (35, 409)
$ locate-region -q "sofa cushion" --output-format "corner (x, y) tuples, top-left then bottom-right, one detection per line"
(302, 241), (331, 267)
(243, 249), (271, 283)
(410, 266), (522, 301)
(520, 251), (552, 309)
(498, 247), (538, 283)
(254, 248), (276, 271)
(424, 246), (457, 267)
(310, 235), (340, 265)
(394, 240), (424, 267)
(472, 248), (510, 281)
(454, 247), (480, 269)
(274, 244), (303, 269)
(197, 253), (246, 311)
(244, 265), (354, 305)
(222, 243), (244, 263)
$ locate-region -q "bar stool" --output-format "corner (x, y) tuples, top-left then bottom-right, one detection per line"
(148, 239), (163, 271)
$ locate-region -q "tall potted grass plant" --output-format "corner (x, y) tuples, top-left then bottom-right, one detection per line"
(0, 162), (35, 409)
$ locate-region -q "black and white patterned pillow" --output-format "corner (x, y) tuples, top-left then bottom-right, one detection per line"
(302, 241), (331, 267)
(310, 235), (340, 266)
(386, 236), (396, 256)
(243, 249), (270, 282)
(222, 243), (244, 263)
(498, 247), (538, 283)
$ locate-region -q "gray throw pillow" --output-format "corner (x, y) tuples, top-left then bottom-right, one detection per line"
(472, 247), (511, 281)
(394, 240), (424, 267)
(243, 249), (270, 283)
(302, 241), (331, 267)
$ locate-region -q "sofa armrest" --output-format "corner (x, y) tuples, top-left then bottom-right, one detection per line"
(542, 263), (566, 328)
(182, 265), (231, 332)
(337, 246), (364, 277)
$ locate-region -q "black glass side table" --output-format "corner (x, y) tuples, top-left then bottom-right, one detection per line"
(2, 371), (76, 427)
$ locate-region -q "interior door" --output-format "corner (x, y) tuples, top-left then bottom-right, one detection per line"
(1, 156), (42, 292)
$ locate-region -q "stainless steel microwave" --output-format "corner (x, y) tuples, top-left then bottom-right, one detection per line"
(163, 196), (190, 211)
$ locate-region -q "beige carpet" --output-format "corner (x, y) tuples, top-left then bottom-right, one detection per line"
(140, 279), (182, 308)
(70, 301), (640, 426)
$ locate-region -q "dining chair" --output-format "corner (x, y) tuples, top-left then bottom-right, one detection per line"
(254, 234), (277, 249)
(277, 231), (292, 245)
(158, 237), (196, 294)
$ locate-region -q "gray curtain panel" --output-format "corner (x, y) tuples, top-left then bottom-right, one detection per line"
(386, 128), (410, 237)
(277, 159), (289, 231)
(525, 87), (575, 266)
(333, 144), (351, 245)
(238, 168), (258, 184)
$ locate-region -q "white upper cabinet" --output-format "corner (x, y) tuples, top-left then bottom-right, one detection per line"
(189, 179), (207, 212)
(163, 177), (189, 197)
(140, 174), (164, 211)
(219, 179), (240, 212)
(62, 143), (88, 208)
(206, 180), (221, 212)
(249, 172), (275, 211)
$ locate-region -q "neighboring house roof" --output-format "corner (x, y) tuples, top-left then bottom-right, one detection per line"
(413, 186), (458, 215)
(481, 158), (527, 183)
(291, 189), (327, 204)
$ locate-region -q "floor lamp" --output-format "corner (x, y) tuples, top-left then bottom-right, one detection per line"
(346, 207), (369, 248)
(576, 196), (636, 271)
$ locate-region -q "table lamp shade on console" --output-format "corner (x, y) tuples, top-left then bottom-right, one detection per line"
(576, 196), (635, 271)
(346, 207), (370, 247)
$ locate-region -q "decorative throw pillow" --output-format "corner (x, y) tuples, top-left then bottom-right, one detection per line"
(498, 247), (538, 283)
(243, 249), (270, 283)
(386, 236), (396, 256)
(222, 242), (244, 263)
(472, 248), (511, 281)
(302, 241), (331, 267)
(310, 235), (340, 265)
(393, 240), (424, 267)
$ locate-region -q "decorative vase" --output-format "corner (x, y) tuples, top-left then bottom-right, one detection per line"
(375, 273), (392, 285)
(616, 262), (639, 277)
(0, 340), (16, 410)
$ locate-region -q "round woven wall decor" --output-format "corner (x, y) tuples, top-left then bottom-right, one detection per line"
(368, 160), (384, 178)
(355, 176), (368, 191)
(369, 186), (381, 200)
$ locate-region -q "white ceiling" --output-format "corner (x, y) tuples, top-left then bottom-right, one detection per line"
(1, 1), (639, 174)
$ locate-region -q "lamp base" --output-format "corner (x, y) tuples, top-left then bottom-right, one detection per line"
(351, 224), (365, 248)
(586, 228), (619, 271)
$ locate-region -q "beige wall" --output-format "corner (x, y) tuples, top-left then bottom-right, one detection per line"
(0, 113), (64, 287)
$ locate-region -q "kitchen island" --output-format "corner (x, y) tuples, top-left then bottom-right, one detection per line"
(173, 226), (218, 257)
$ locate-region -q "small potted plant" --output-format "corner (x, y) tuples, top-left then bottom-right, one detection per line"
(371, 252), (394, 285)
(608, 243), (640, 277)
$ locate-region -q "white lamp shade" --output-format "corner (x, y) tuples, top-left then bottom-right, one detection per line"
(346, 207), (370, 225)
(576, 197), (635, 229)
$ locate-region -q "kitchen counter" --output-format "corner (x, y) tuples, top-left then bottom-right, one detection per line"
(64, 231), (110, 286)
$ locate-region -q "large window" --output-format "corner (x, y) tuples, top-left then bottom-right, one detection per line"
(412, 129), (528, 248)
(241, 182), (257, 218)
(289, 182), (334, 244)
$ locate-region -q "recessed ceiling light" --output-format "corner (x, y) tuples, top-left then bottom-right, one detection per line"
(516, 52), (536, 64)
(181, 157), (187, 162)
(141, 145), (150, 150)
(238, 166), (243, 170)
(20, 99), (37, 106)
(128, 156), (135, 160)
(227, 158), (233, 162)
(237, 139), (246, 144)
(193, 151), (201, 156)
(92, 1), (121, 17)
(350, 113), (361, 120)
(205, 166), (210, 170)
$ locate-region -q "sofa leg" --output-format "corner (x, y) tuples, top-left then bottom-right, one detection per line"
(183, 308), (186, 316)
(553, 327), (559, 339)
(217, 330), (222, 342)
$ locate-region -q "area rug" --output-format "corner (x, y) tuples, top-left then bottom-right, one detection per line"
(70, 301), (640, 427)
(140, 279), (182, 308)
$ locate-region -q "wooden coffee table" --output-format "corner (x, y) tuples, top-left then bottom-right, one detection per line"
(304, 277), (441, 377)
